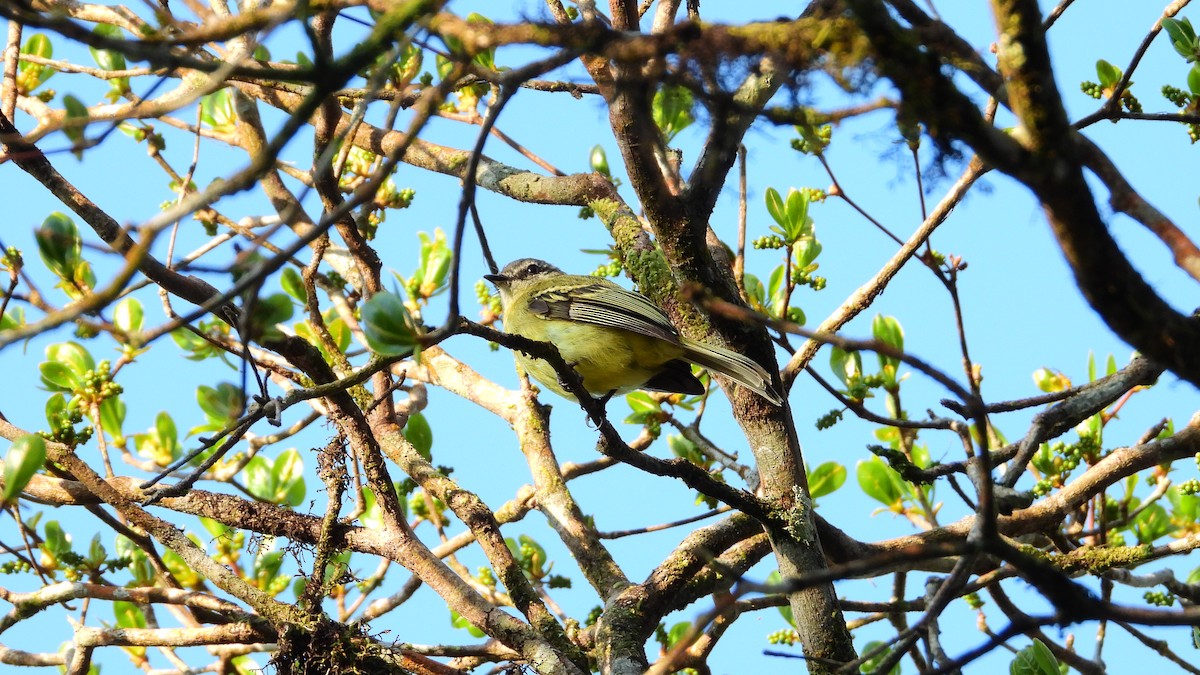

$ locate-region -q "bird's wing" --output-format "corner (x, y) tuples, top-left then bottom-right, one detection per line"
(527, 281), (681, 344)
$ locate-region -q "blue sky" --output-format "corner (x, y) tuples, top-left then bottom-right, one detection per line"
(4, 1), (1200, 673)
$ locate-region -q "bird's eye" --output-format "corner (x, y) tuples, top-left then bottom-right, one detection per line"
(524, 263), (541, 275)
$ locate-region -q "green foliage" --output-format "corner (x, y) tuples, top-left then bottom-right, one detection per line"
(89, 24), (130, 101)
(506, 534), (552, 581)
(1131, 503), (1174, 544)
(16, 33), (55, 96)
(1032, 367), (1071, 393)
(402, 412), (433, 460)
(16, 33), (55, 95)
(360, 291), (420, 356)
(623, 390), (664, 429)
(872, 315), (904, 389)
(790, 121), (832, 155)
(3, 434), (47, 504)
(857, 456), (905, 512)
(294, 310), (352, 364)
(589, 144), (611, 176)
(808, 461), (847, 499)
(1157, 18), (1200, 140)
(280, 267), (307, 304)
(193, 383), (245, 435)
(450, 609), (486, 638)
(200, 88), (237, 133)
(1162, 18), (1200, 62)
(652, 85), (695, 143)
(402, 229), (452, 307)
(36, 213), (94, 298)
(245, 448), (306, 506)
(751, 187), (825, 324)
(1009, 639), (1060, 675)
(859, 641), (901, 675)
(253, 549), (290, 596)
(170, 319), (231, 361)
(135, 411), (180, 467)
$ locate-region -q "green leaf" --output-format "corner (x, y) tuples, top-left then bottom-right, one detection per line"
(872, 315), (904, 353)
(1132, 503), (1175, 544)
(0, 306), (24, 331)
(49, 342), (95, 378)
(860, 640), (901, 675)
(665, 622), (691, 648)
(62, 95), (89, 155)
(280, 267), (307, 303)
(449, 609), (486, 638)
(1010, 639), (1059, 675)
(247, 293), (294, 340)
(403, 412), (433, 460)
(360, 291), (419, 356)
(1032, 367), (1071, 393)
(199, 516), (234, 539)
(39, 361), (79, 392)
(113, 297), (144, 334)
(44, 394), (67, 428)
(89, 24), (129, 99)
(113, 601), (147, 629)
(35, 213), (82, 281)
(794, 237), (821, 268)
(667, 434), (702, 464)
(162, 544), (203, 588)
(783, 189), (810, 240)
(808, 461), (846, 499)
(115, 535), (153, 583)
(1163, 18), (1198, 60)
(244, 455), (273, 501)
(765, 188), (786, 229)
(872, 315), (904, 378)
(1095, 59), (1121, 88)
(200, 88), (237, 132)
(196, 383), (244, 426)
(17, 34), (54, 93)
(3, 435), (47, 504)
(155, 411), (177, 446)
(743, 273), (766, 310)
(651, 84), (694, 143)
(43, 520), (69, 554)
(589, 145), (610, 176)
(623, 390), (663, 424)
(136, 411), (180, 466)
(1189, 63), (1200, 95)
(767, 264), (788, 319)
(1163, 17), (1195, 46)
(99, 396), (125, 441)
(518, 534), (548, 577)
(254, 550), (285, 593)
(1168, 486), (1200, 520)
(856, 456), (903, 509)
(829, 346), (862, 387)
(272, 448), (305, 506)
(87, 534), (106, 566)
(20, 33), (52, 61)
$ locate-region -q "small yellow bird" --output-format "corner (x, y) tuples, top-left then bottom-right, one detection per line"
(485, 258), (783, 405)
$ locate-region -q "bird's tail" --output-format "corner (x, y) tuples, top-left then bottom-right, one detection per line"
(679, 338), (784, 406)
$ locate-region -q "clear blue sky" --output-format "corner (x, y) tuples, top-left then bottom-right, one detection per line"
(3, 1), (1199, 673)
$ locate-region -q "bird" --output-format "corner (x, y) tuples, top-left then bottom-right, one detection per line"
(484, 258), (783, 406)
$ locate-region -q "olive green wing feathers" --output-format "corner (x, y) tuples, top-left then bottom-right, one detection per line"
(526, 281), (682, 344)
(525, 278), (783, 405)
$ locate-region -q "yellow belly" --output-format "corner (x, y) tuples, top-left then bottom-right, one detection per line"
(514, 320), (683, 398)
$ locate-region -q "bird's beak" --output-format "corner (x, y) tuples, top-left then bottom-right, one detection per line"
(484, 273), (507, 285)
